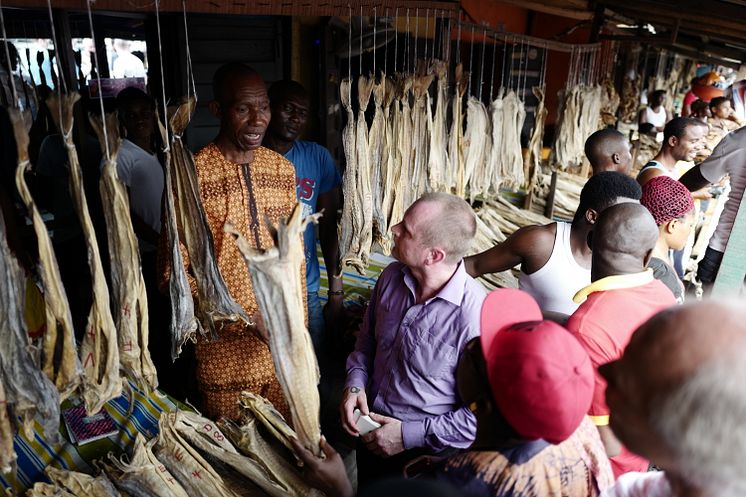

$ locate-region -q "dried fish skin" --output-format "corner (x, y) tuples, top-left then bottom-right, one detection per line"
(226, 206), (323, 457)
(336, 78), (357, 277)
(106, 433), (189, 497)
(499, 90), (526, 191)
(428, 61), (449, 193)
(463, 96), (490, 203)
(449, 64), (467, 196)
(236, 392), (298, 455)
(368, 76), (387, 255)
(48, 92), (121, 415)
(487, 89), (505, 194)
(90, 113), (158, 392)
(389, 75), (414, 227)
(411, 71), (435, 200)
(168, 99), (249, 334)
(375, 76), (398, 254)
(524, 86), (548, 191)
(45, 466), (122, 497)
(156, 116), (199, 361)
(10, 107), (82, 401)
(0, 200), (61, 442)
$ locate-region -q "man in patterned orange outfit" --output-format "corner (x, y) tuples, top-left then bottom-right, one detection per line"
(177, 62), (299, 420)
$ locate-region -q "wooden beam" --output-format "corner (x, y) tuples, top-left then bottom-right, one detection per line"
(1, 0), (458, 16)
(489, 0), (593, 20)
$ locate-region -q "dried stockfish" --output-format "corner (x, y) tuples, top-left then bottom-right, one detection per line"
(463, 96), (490, 203)
(487, 89), (505, 194)
(524, 86), (547, 191)
(237, 392), (298, 456)
(389, 75), (414, 227)
(337, 78), (358, 275)
(11, 107), (82, 400)
(500, 90), (526, 190)
(169, 98), (249, 334)
(157, 115), (199, 361)
(226, 205), (322, 457)
(45, 466), (122, 497)
(26, 482), (77, 497)
(369, 77), (387, 255)
(154, 413), (241, 497)
(49, 92), (121, 414)
(550, 85), (602, 170)
(411, 70), (435, 200)
(90, 113), (158, 391)
(427, 61), (449, 193)
(450, 64), (467, 195)
(106, 434), (189, 497)
(0, 370), (15, 474)
(0, 174), (61, 443)
(374, 77), (398, 255)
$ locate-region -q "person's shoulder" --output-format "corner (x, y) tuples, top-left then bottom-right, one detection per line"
(194, 142), (219, 162)
(256, 146), (295, 173)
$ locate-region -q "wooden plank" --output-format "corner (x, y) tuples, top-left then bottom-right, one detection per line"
(485, 0), (593, 20)
(712, 194), (746, 297)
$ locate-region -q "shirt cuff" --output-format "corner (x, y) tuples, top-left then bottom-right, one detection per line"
(344, 370), (367, 391)
(590, 414), (610, 426)
(401, 420), (425, 450)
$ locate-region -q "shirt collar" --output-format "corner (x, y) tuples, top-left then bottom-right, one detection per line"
(573, 269), (655, 304)
(401, 261), (468, 307)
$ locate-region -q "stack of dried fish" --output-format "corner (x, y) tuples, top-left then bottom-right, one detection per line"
(499, 90), (527, 190)
(550, 85), (603, 170)
(158, 113), (199, 361)
(11, 108), (82, 401)
(91, 113), (158, 391)
(523, 86), (548, 191)
(227, 204), (323, 456)
(530, 170), (585, 220)
(50, 93), (121, 415)
(169, 98), (249, 335)
(42, 467), (122, 497)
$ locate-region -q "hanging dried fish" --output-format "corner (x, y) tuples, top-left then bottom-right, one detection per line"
(368, 77), (387, 254)
(487, 89), (505, 194)
(225, 205), (322, 457)
(374, 76), (397, 254)
(550, 85), (602, 170)
(90, 112), (158, 391)
(0, 129), (61, 444)
(499, 90), (527, 190)
(599, 78), (620, 127)
(389, 75), (414, 227)
(169, 98), (249, 334)
(156, 115), (199, 361)
(237, 392), (298, 455)
(49, 92), (121, 415)
(411, 70), (435, 200)
(0, 370), (15, 475)
(11, 107), (82, 401)
(45, 466), (122, 497)
(463, 95), (490, 202)
(106, 434), (189, 497)
(524, 86), (548, 191)
(427, 61), (449, 193)
(449, 64), (467, 196)
(337, 78), (358, 275)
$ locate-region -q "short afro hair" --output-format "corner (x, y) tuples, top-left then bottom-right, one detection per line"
(663, 117), (706, 143)
(573, 171), (642, 224)
(116, 86), (155, 113)
(212, 62), (261, 103)
(268, 79), (309, 107)
(709, 96), (730, 110)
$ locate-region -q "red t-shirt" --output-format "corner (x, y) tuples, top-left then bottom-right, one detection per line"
(567, 277), (676, 477)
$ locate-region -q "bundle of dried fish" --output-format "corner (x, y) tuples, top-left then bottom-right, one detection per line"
(450, 64), (467, 195)
(531, 171), (584, 220)
(463, 95), (490, 202)
(411, 70), (435, 200)
(487, 89), (505, 194)
(427, 61), (449, 193)
(154, 413), (241, 497)
(375, 77), (398, 254)
(337, 77), (358, 275)
(49, 92), (121, 414)
(219, 414), (316, 497)
(157, 116), (199, 361)
(237, 392), (298, 455)
(619, 76), (640, 124)
(389, 75), (414, 227)
(26, 483), (77, 497)
(368, 77), (387, 254)
(91, 113), (158, 391)
(106, 433), (189, 497)
(0, 193), (61, 443)
(599, 79), (620, 127)
(174, 410), (315, 497)
(550, 85), (602, 170)
(226, 205), (322, 457)
(45, 466), (122, 497)
(169, 98), (249, 334)
(11, 108), (82, 400)
(523, 86), (548, 191)
(499, 90), (527, 190)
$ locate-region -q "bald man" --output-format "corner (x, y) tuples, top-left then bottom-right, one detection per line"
(585, 129), (633, 176)
(600, 301), (746, 497)
(567, 203), (677, 477)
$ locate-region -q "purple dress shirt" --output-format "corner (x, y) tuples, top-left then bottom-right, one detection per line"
(345, 261), (485, 452)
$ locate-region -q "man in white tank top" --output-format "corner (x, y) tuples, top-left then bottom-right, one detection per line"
(465, 172), (642, 319)
(637, 117), (707, 187)
(638, 90), (671, 143)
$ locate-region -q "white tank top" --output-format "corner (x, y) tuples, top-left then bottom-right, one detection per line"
(645, 106), (667, 142)
(518, 222), (591, 315)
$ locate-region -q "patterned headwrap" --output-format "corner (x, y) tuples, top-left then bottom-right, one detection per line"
(640, 176), (695, 225)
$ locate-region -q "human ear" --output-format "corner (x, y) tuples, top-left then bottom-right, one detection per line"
(428, 248), (446, 265)
(612, 152), (620, 164)
(665, 219), (677, 235)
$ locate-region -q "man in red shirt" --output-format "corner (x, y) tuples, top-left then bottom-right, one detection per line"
(567, 202), (677, 477)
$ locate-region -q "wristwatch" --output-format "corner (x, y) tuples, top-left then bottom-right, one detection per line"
(348, 386), (361, 394)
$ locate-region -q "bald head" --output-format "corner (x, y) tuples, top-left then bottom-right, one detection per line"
(212, 62), (263, 104)
(591, 202), (658, 280)
(585, 129), (633, 175)
(603, 301), (746, 497)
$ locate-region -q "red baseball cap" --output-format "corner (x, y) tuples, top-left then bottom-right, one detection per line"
(480, 289), (594, 444)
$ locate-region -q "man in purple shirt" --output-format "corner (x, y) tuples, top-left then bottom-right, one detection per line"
(340, 192), (486, 486)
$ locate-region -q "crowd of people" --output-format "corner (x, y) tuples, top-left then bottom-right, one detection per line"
(2, 41), (746, 497)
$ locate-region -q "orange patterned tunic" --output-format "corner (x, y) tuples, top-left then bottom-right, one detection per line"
(189, 143), (297, 420)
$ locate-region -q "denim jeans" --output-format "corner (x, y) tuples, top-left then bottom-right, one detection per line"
(307, 290), (325, 355)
